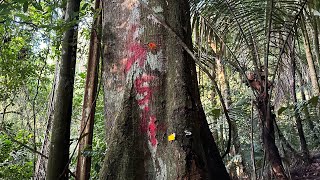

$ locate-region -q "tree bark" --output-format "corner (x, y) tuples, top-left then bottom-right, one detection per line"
(250, 100), (257, 180)
(46, 0), (80, 179)
(76, 0), (101, 179)
(309, 0), (320, 67)
(100, 0), (229, 179)
(256, 98), (287, 179)
(300, 17), (320, 96)
(34, 61), (59, 180)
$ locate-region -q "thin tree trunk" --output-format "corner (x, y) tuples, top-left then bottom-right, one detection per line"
(300, 17), (320, 95)
(309, 0), (320, 67)
(250, 100), (257, 180)
(290, 39), (310, 162)
(47, 0), (80, 179)
(274, 122), (298, 158)
(311, 17), (320, 67)
(34, 61), (59, 180)
(215, 42), (245, 177)
(256, 93), (287, 179)
(100, 0), (229, 179)
(210, 70), (219, 142)
(76, 0), (101, 179)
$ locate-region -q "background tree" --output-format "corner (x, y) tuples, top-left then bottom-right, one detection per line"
(46, 0), (80, 179)
(190, 0), (318, 178)
(76, 0), (101, 179)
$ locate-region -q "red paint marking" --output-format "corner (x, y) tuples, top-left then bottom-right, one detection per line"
(125, 44), (147, 73)
(125, 25), (160, 148)
(135, 75), (155, 87)
(134, 75), (156, 132)
(124, 24), (149, 73)
(148, 115), (157, 147)
(134, 75), (156, 107)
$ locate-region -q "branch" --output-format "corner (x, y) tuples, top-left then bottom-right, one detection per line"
(0, 126), (48, 159)
(1, 102), (48, 159)
(12, 20), (39, 29)
(0, 111), (22, 115)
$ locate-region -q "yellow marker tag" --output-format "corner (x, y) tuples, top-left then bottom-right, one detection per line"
(168, 133), (176, 141)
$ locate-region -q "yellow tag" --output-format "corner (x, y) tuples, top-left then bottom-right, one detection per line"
(168, 133), (176, 141)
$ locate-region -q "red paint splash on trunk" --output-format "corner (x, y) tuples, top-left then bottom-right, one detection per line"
(125, 24), (160, 148)
(148, 115), (157, 147)
(125, 44), (147, 73)
(134, 75), (156, 133)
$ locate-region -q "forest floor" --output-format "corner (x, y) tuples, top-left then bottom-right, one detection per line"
(291, 153), (320, 180)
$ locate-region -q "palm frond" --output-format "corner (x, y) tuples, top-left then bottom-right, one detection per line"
(190, 0), (308, 96)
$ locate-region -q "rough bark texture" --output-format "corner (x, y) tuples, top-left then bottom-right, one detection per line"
(46, 0), (80, 179)
(76, 0), (101, 179)
(100, 0), (229, 179)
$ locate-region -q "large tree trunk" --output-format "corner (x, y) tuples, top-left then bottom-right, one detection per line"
(100, 0), (229, 179)
(46, 0), (80, 179)
(76, 0), (101, 179)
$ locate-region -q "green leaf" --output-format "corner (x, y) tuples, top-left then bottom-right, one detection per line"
(94, 163), (101, 172)
(308, 96), (319, 107)
(81, 3), (89, 11)
(212, 108), (221, 119)
(14, 0), (27, 3)
(23, 2), (28, 12)
(278, 106), (288, 115)
(32, 2), (43, 11)
(79, 72), (86, 79)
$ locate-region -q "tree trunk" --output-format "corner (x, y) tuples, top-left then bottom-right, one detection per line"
(309, 0), (320, 67)
(290, 41), (310, 162)
(214, 37), (246, 178)
(250, 100), (257, 180)
(210, 70), (219, 142)
(46, 0), (80, 179)
(100, 0), (229, 179)
(76, 0), (101, 179)
(34, 61), (59, 180)
(256, 95), (287, 179)
(274, 122), (298, 158)
(300, 17), (320, 96)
